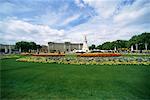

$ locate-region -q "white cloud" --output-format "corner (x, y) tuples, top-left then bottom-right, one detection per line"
(82, 0), (119, 18)
(60, 14), (81, 26)
(0, 0), (150, 46)
(114, 0), (150, 25)
(0, 2), (32, 15)
(63, 0), (150, 45)
(0, 19), (65, 45)
(75, 0), (85, 8)
(32, 3), (82, 29)
(0, 2), (15, 14)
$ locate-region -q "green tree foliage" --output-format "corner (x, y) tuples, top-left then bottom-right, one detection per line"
(15, 41), (38, 52)
(127, 32), (150, 50)
(102, 42), (113, 50)
(96, 32), (149, 50)
(36, 45), (42, 50)
(96, 45), (102, 49)
(29, 42), (37, 50)
(112, 40), (128, 49)
(15, 41), (30, 52)
(89, 44), (96, 50)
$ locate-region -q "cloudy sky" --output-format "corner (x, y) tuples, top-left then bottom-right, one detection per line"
(0, 0), (150, 45)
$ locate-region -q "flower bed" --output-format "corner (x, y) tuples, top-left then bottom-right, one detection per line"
(16, 56), (150, 65)
(20, 53), (33, 56)
(20, 53), (121, 57)
(77, 53), (122, 57)
(32, 53), (65, 57)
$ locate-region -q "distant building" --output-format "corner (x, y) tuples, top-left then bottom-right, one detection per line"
(39, 45), (48, 53)
(0, 44), (17, 54)
(48, 42), (83, 53)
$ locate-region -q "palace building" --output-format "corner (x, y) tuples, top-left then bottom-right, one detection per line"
(48, 42), (83, 53)
(0, 44), (17, 54)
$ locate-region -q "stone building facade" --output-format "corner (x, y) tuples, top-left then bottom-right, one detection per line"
(0, 44), (16, 54)
(48, 42), (83, 53)
(39, 45), (48, 53)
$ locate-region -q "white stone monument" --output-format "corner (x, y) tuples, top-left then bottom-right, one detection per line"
(131, 45), (134, 51)
(82, 35), (89, 52)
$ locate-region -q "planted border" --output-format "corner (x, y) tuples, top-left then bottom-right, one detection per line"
(77, 53), (122, 57)
(16, 56), (150, 65)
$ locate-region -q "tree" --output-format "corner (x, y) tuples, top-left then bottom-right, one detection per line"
(15, 41), (40, 52)
(102, 42), (113, 50)
(89, 44), (96, 50)
(36, 45), (42, 50)
(112, 40), (128, 49)
(127, 32), (150, 50)
(29, 42), (37, 50)
(15, 41), (30, 52)
(96, 45), (102, 49)
(99, 32), (150, 50)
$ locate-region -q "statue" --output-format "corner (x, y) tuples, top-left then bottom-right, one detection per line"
(82, 35), (89, 52)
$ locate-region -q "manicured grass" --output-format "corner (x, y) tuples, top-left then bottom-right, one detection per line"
(1, 59), (150, 100)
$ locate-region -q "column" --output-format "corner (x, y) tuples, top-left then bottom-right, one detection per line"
(145, 43), (148, 50)
(135, 43), (138, 51)
(131, 45), (134, 51)
(9, 45), (11, 54)
(69, 44), (71, 52)
(79, 44), (81, 50)
(19, 47), (21, 53)
(114, 47), (117, 51)
(5, 46), (8, 53)
(52, 44), (54, 51)
(64, 44), (66, 52)
(48, 44), (50, 53)
(37, 49), (39, 54)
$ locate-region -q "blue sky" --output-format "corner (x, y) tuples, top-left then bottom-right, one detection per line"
(0, 0), (150, 45)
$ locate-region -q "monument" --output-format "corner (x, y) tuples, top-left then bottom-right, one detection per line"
(82, 35), (89, 52)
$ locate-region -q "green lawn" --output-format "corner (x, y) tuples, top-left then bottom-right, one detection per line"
(1, 59), (150, 100)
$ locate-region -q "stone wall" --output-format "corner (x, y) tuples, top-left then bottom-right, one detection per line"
(48, 42), (83, 53)
(0, 44), (16, 54)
